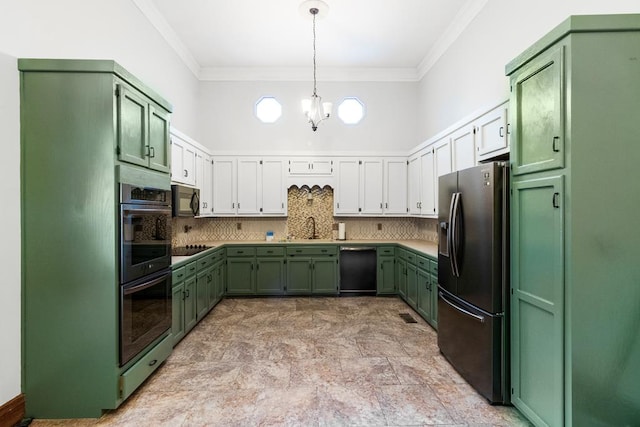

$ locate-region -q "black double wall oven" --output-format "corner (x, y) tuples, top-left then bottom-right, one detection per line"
(119, 182), (172, 366)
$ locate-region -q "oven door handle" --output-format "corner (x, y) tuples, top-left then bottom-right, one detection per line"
(123, 272), (170, 295)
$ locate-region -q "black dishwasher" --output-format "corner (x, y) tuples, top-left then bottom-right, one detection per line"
(339, 247), (377, 294)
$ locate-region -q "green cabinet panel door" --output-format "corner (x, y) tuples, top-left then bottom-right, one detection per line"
(377, 256), (396, 294)
(171, 282), (186, 345)
(312, 257), (339, 294)
(511, 176), (565, 427)
(416, 268), (432, 322)
(196, 268), (211, 320)
(406, 263), (418, 309)
(430, 271), (438, 329)
(511, 46), (565, 176)
(184, 276), (197, 334)
(226, 258), (255, 295)
(148, 105), (171, 173)
(256, 258), (285, 295)
(286, 258), (313, 294)
(117, 84), (148, 168)
(396, 258), (407, 299)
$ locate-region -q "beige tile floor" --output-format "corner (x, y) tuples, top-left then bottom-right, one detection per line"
(31, 297), (531, 427)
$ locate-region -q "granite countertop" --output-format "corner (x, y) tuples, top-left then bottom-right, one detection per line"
(171, 239), (438, 266)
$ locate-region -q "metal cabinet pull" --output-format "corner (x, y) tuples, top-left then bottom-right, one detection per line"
(183, 169), (188, 177)
(552, 136), (561, 152)
(499, 126), (504, 137)
(149, 146), (155, 158)
(553, 192), (560, 208)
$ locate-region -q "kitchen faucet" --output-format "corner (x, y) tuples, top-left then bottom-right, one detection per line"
(307, 216), (318, 239)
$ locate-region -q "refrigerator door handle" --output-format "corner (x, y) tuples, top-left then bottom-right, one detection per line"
(450, 192), (461, 277)
(439, 291), (485, 323)
(447, 193), (457, 276)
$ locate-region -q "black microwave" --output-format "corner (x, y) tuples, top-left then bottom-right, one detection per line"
(171, 184), (200, 217)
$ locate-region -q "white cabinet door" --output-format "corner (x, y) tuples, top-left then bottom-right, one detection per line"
(288, 158), (333, 175)
(170, 135), (195, 186)
(420, 150), (436, 216)
(237, 158), (261, 215)
(360, 159), (383, 215)
(262, 159), (286, 215)
(384, 159), (408, 215)
(407, 155), (421, 215)
(476, 104), (509, 159)
(434, 138), (452, 214)
(212, 157), (236, 215)
(335, 159), (360, 215)
(200, 153), (213, 216)
(451, 125), (476, 172)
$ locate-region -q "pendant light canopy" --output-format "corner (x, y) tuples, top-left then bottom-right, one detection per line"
(300, 0), (332, 131)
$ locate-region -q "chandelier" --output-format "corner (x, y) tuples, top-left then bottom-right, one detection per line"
(300, 0), (332, 131)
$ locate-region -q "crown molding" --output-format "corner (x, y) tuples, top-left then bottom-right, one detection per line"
(417, 0), (489, 80)
(135, 0), (488, 83)
(199, 66), (420, 82)
(132, 0), (201, 78)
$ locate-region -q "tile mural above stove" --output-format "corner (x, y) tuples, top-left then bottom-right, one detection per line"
(172, 185), (438, 246)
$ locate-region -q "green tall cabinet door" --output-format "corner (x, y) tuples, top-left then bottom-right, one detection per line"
(196, 267), (213, 319)
(312, 257), (339, 294)
(511, 176), (565, 427)
(406, 263), (418, 309)
(184, 276), (198, 333)
(511, 46), (565, 176)
(396, 258), (407, 299)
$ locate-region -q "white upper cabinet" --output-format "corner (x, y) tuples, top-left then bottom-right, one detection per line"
(237, 157), (261, 215)
(335, 159), (362, 215)
(360, 159), (384, 215)
(170, 133), (196, 186)
(407, 155), (421, 215)
(213, 157), (286, 217)
(451, 125), (476, 172)
(261, 159), (286, 215)
(335, 158), (396, 216)
(420, 149), (436, 216)
(195, 150), (213, 216)
(212, 157), (237, 215)
(383, 159), (408, 216)
(476, 103), (509, 160)
(433, 138), (452, 215)
(288, 158), (333, 175)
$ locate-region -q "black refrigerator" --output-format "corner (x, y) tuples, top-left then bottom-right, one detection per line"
(437, 161), (509, 404)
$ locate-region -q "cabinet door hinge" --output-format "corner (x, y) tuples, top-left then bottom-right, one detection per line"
(359, 160), (362, 165)
(116, 146), (121, 155)
(260, 160), (263, 165)
(260, 207), (263, 212)
(115, 86), (121, 97)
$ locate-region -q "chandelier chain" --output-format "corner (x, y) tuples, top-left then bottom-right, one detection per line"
(312, 9), (317, 96)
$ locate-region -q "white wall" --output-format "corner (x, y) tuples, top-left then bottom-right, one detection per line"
(199, 80), (418, 153)
(417, 0), (640, 141)
(0, 52), (21, 406)
(0, 0), (200, 408)
(0, 0), (200, 138)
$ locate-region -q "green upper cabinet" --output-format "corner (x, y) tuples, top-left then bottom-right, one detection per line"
(510, 45), (564, 176)
(116, 83), (171, 173)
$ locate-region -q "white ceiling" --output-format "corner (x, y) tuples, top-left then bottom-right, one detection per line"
(135, 0), (488, 81)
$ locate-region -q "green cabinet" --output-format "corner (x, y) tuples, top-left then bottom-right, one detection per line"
(19, 59), (172, 418)
(286, 258), (313, 294)
(429, 260), (438, 329)
(406, 263), (418, 308)
(416, 268), (432, 322)
(116, 84), (170, 173)
(172, 261), (198, 346)
(506, 15), (640, 426)
(377, 246), (396, 294)
(285, 246), (339, 295)
(255, 246), (285, 295)
(396, 257), (407, 299)
(226, 257), (255, 294)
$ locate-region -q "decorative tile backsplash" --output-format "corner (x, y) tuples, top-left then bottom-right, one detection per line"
(172, 186), (438, 246)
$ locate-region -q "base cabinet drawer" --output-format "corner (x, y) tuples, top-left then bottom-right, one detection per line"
(120, 334), (172, 401)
